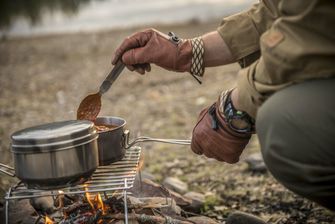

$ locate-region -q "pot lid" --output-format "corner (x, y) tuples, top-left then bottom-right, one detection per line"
(11, 120), (98, 153)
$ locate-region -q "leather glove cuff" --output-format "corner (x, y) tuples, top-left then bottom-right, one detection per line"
(191, 99), (251, 163)
(219, 89), (256, 134)
(168, 32), (204, 84)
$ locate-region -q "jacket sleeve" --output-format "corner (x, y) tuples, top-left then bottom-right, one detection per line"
(217, 0), (279, 67)
(236, 0), (335, 118)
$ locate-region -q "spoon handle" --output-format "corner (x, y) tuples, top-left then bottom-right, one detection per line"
(99, 60), (125, 94)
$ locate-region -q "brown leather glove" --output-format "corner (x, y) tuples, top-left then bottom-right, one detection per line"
(191, 98), (251, 163)
(112, 29), (192, 74)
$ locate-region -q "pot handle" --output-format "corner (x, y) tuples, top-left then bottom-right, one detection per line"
(123, 129), (191, 149)
(0, 163), (15, 177)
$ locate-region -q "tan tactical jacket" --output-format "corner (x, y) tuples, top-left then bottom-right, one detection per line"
(217, 0), (335, 118)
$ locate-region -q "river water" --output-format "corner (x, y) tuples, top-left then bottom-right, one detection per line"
(0, 0), (254, 37)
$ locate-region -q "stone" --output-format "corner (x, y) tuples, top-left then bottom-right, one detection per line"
(226, 211), (267, 224)
(130, 179), (191, 207)
(30, 196), (55, 215)
(187, 216), (219, 224)
(7, 199), (36, 224)
(245, 152), (267, 173)
(183, 191), (205, 213)
(128, 196), (181, 215)
(173, 168), (184, 176)
(163, 177), (188, 194)
(195, 97), (207, 106)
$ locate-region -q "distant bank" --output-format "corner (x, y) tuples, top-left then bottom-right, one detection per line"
(0, 0), (254, 38)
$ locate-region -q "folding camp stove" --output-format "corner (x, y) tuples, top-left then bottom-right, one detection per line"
(4, 146), (141, 224)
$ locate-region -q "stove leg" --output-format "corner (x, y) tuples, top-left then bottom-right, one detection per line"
(5, 199), (8, 224)
(139, 170), (143, 192)
(5, 187), (13, 224)
(124, 179), (128, 224)
(34, 216), (42, 224)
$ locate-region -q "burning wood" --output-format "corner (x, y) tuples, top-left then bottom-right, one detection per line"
(31, 150), (216, 224)
(45, 216), (54, 224)
(9, 146), (217, 224)
(101, 213), (193, 224)
(42, 192), (195, 224)
(32, 178), (218, 224)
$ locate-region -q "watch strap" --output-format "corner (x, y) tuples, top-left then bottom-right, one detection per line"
(219, 89), (255, 134)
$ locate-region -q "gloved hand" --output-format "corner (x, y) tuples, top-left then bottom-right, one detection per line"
(191, 97), (251, 163)
(112, 29), (192, 74)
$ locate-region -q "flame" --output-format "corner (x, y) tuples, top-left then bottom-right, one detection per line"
(44, 216), (53, 224)
(84, 185), (95, 209)
(84, 185), (106, 215)
(96, 193), (106, 214)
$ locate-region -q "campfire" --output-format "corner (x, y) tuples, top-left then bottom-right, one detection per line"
(5, 147), (217, 224)
(40, 153), (189, 224)
(42, 172), (139, 223)
(48, 190), (126, 223)
(42, 180), (202, 224)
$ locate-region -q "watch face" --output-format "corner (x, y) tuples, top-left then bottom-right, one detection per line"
(231, 119), (249, 130)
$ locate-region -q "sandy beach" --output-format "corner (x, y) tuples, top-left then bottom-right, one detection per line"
(0, 21), (334, 223)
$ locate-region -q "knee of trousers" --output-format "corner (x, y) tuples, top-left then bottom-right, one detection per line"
(256, 94), (297, 191)
(255, 82), (335, 210)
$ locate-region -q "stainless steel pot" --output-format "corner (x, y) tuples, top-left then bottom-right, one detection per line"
(0, 120), (99, 189)
(95, 116), (126, 165)
(96, 116), (190, 166)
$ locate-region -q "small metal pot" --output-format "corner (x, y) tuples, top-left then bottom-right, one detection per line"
(0, 120), (99, 189)
(95, 116), (126, 165)
(95, 116), (190, 166)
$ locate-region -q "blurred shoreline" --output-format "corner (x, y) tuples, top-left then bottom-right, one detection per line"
(2, 19), (217, 41)
(0, 0), (254, 38)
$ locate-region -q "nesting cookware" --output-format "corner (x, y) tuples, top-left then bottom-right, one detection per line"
(0, 120), (99, 189)
(0, 117), (190, 190)
(95, 116), (126, 165)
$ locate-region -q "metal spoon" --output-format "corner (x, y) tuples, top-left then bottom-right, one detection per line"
(77, 61), (125, 121)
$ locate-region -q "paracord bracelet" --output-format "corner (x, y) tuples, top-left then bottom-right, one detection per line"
(168, 32), (204, 84)
(190, 37), (205, 78)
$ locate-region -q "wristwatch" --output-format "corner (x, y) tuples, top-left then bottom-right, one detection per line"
(219, 90), (255, 134)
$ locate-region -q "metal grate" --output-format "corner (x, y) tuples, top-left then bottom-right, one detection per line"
(5, 146), (141, 224)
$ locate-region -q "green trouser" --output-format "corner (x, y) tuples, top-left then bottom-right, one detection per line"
(256, 78), (335, 211)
